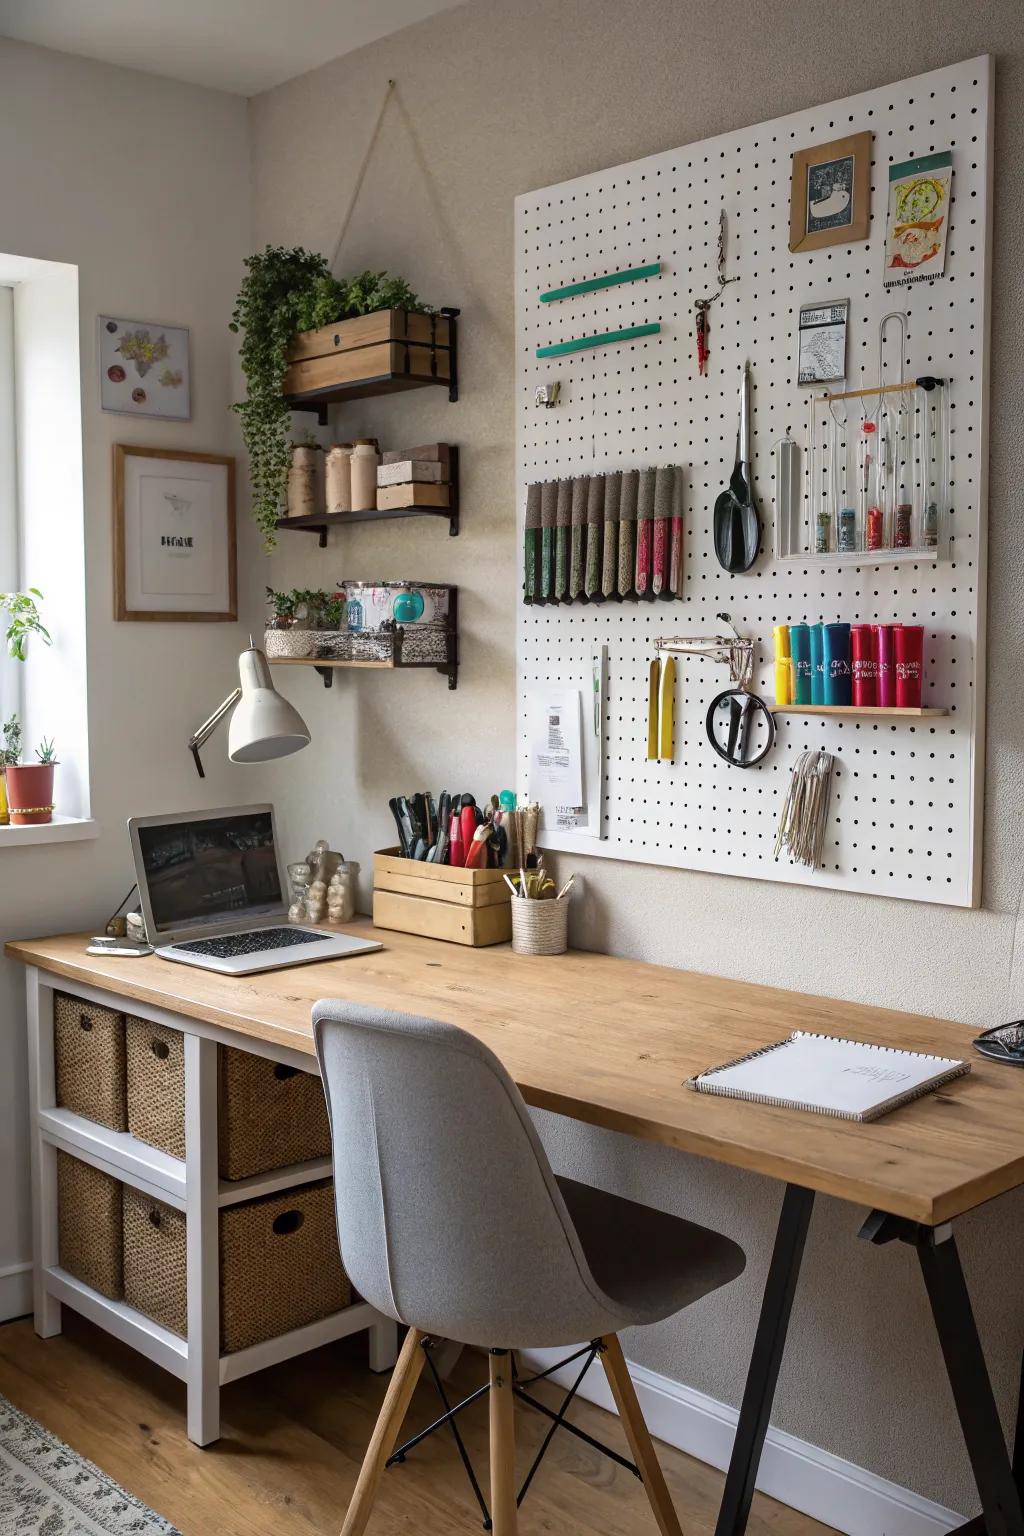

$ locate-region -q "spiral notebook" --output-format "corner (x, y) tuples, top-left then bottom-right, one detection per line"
(688, 1031), (970, 1122)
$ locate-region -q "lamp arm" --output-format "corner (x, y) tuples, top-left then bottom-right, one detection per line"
(187, 687), (242, 779)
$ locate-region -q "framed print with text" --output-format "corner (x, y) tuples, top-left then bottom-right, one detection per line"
(113, 446), (236, 622)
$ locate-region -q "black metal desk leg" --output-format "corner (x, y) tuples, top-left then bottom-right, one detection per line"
(918, 1230), (1024, 1536)
(714, 1183), (815, 1536)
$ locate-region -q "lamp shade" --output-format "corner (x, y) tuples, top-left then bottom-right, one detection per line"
(227, 645), (311, 764)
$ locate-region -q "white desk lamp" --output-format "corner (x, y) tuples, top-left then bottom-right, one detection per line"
(188, 639), (311, 778)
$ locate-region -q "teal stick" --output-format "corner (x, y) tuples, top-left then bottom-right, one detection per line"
(540, 262), (661, 303)
(536, 322), (661, 359)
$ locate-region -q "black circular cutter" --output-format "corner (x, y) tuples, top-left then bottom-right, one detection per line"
(705, 689), (776, 768)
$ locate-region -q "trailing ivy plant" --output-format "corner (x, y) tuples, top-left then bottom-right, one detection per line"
(230, 246), (333, 550)
(232, 248), (436, 551)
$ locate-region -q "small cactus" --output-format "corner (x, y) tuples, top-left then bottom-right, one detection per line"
(35, 737), (58, 765)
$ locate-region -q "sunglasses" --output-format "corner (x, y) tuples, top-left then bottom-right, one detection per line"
(973, 1021), (1024, 1065)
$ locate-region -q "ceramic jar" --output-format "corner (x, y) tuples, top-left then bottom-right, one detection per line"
(325, 444), (353, 514)
(350, 439), (380, 512)
(287, 443), (321, 518)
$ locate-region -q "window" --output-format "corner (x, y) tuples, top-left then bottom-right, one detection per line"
(0, 254), (93, 842)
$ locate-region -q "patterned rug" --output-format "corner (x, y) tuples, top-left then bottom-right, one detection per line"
(0, 1396), (181, 1535)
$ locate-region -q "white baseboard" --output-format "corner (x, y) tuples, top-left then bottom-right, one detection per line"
(0, 1261), (32, 1323)
(520, 1347), (966, 1536)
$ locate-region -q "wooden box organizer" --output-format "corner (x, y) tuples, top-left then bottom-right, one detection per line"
(57, 1151), (123, 1301)
(373, 848), (513, 947)
(125, 1018), (331, 1178)
(54, 991), (127, 1132)
(122, 1179), (350, 1354)
(283, 308), (454, 407)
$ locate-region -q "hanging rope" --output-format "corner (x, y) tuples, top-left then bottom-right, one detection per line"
(330, 78), (397, 274)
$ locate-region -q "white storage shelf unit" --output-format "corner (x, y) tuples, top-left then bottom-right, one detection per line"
(26, 966), (397, 1445)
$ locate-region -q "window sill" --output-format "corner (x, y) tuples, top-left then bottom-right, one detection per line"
(0, 816), (99, 847)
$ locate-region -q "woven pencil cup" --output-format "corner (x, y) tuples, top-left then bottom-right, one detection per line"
(511, 899), (569, 956)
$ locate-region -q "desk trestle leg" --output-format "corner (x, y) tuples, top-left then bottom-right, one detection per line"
(714, 1183), (815, 1536)
(26, 969), (61, 1338)
(862, 1212), (1024, 1536)
(185, 1033), (220, 1447)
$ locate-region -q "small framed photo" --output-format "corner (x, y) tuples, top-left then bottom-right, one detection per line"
(790, 132), (872, 252)
(99, 315), (191, 420)
(113, 446), (236, 622)
(797, 299), (849, 385)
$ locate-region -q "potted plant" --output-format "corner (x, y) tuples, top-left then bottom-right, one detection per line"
(6, 736), (57, 825)
(0, 714), (21, 827)
(230, 248), (436, 549)
(0, 590), (52, 829)
(264, 587), (316, 659)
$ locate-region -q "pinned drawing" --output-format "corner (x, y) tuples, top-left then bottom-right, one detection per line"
(883, 151), (953, 287)
(99, 316), (191, 419)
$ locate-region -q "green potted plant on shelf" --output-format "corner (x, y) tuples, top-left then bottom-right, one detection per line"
(0, 714), (21, 827)
(5, 735), (57, 826)
(230, 247), (437, 550)
(264, 587), (317, 660)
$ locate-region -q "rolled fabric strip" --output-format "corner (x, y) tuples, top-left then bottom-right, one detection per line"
(585, 474), (604, 599)
(789, 623), (811, 705)
(601, 472), (621, 599)
(874, 623), (895, 706)
(539, 480), (557, 602)
(823, 622), (852, 706)
(554, 479), (572, 601)
(569, 476), (589, 600)
(773, 624), (793, 706)
(894, 624), (924, 707)
(635, 467), (656, 596)
(851, 623), (876, 707)
(669, 467), (684, 596)
(617, 470), (639, 597)
(652, 466), (674, 597)
(809, 622), (825, 706)
(524, 481), (542, 603)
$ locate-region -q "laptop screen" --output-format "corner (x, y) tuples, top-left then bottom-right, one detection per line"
(136, 810), (284, 934)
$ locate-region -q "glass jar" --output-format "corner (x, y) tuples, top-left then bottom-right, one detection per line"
(325, 444), (353, 514)
(350, 440), (380, 512)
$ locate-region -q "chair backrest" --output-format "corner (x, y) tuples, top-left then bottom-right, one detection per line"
(312, 1000), (610, 1348)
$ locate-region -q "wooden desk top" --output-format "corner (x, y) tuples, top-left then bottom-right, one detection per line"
(7, 923), (1022, 1226)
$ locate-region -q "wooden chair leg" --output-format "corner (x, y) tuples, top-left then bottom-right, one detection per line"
(600, 1334), (684, 1536)
(341, 1327), (426, 1536)
(489, 1349), (518, 1536)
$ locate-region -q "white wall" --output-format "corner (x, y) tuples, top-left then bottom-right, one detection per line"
(250, 0), (1024, 1513)
(0, 38), (260, 1319)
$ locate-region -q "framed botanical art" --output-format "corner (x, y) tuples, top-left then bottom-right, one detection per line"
(789, 132), (872, 252)
(99, 316), (191, 419)
(113, 446), (236, 622)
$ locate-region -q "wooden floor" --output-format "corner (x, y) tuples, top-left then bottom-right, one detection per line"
(0, 1312), (836, 1536)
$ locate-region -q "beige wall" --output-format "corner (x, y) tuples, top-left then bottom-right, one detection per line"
(0, 40), (261, 1315)
(251, 0), (1024, 1512)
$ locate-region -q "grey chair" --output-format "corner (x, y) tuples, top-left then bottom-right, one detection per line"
(314, 1000), (746, 1536)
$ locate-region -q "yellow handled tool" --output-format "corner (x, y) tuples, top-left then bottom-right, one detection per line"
(647, 656), (676, 762)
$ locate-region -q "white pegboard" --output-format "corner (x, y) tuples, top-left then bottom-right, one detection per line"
(515, 56), (992, 908)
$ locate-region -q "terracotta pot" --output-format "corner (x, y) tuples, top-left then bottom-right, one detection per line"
(5, 762), (55, 824)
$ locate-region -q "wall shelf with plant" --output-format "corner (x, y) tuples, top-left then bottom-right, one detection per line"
(264, 584), (459, 690)
(230, 249), (459, 549)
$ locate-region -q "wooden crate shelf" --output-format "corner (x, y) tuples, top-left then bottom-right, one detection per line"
(285, 307), (459, 422)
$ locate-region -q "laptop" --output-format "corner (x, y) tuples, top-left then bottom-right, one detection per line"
(128, 804), (382, 975)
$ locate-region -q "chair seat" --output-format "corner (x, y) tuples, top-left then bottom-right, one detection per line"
(557, 1177), (746, 1329)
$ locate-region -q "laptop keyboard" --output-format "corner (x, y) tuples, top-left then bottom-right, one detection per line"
(174, 928), (325, 960)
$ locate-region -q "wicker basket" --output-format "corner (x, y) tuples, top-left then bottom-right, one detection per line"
(218, 1051), (331, 1180)
(54, 992), (127, 1131)
(57, 1152), (123, 1300)
(125, 1018), (330, 1178)
(510, 899), (569, 956)
(126, 1019), (185, 1160)
(122, 1179), (350, 1352)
